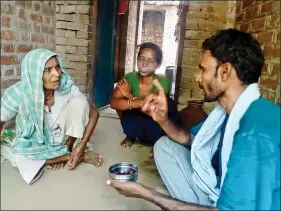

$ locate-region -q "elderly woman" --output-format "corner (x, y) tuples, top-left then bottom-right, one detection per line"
(0, 48), (102, 184)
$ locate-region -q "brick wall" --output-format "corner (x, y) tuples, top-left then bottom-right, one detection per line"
(141, 10), (165, 49)
(235, 0), (280, 104)
(55, 0), (91, 94)
(178, 0), (280, 111)
(1, 0), (56, 95)
(177, 1), (236, 111)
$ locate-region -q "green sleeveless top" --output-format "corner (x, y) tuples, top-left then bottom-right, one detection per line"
(124, 72), (170, 97)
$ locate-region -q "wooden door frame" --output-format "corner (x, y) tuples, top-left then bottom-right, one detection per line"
(88, 1), (98, 103)
(114, 1), (141, 82)
(132, 1), (141, 72)
(89, 0), (118, 107)
(174, 3), (188, 105)
(114, 7), (121, 82)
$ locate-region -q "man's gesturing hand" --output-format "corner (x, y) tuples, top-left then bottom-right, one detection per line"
(141, 79), (168, 125)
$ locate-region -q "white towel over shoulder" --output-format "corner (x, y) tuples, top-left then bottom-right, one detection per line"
(190, 83), (261, 203)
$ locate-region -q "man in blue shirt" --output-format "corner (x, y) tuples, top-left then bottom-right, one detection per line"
(107, 29), (280, 210)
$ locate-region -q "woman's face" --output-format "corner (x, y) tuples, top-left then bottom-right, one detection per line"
(137, 48), (158, 76)
(42, 56), (62, 90)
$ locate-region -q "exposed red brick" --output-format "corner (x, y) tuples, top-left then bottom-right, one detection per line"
(240, 22), (249, 32)
(257, 31), (274, 45)
(1, 56), (19, 65)
(18, 8), (25, 20)
(31, 33), (44, 43)
(30, 14), (43, 22)
(263, 45), (280, 58)
(236, 13), (244, 22)
(245, 6), (259, 20)
(274, 46), (280, 58)
(1, 30), (15, 40)
(242, 0), (252, 9)
(235, 1), (242, 14)
(262, 63), (269, 74)
(1, 16), (11, 27)
(252, 18), (265, 30)
(261, 1), (272, 13)
(263, 46), (272, 57)
(16, 44), (33, 53)
(2, 43), (15, 53)
(234, 0), (279, 104)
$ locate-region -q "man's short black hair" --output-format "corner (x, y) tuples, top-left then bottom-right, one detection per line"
(138, 42), (163, 66)
(202, 28), (265, 85)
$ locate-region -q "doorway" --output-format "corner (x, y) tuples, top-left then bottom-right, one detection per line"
(115, 1), (183, 100)
(93, 0), (118, 109)
(94, 1), (186, 113)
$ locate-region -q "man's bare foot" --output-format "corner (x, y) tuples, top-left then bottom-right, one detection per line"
(47, 162), (66, 170)
(83, 152), (102, 167)
(120, 136), (134, 148)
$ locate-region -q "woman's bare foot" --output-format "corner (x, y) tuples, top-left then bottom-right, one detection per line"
(46, 162), (66, 170)
(149, 148), (154, 159)
(65, 137), (76, 152)
(83, 152), (102, 167)
(120, 136), (134, 148)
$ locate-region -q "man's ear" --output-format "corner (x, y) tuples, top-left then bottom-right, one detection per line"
(220, 62), (232, 81)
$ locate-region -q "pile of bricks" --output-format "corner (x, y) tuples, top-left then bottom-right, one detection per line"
(1, 0), (56, 95)
(55, 0), (91, 93)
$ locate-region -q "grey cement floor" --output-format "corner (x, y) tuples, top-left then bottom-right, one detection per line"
(1, 114), (167, 210)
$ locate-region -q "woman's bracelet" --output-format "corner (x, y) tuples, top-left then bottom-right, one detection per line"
(128, 97), (138, 110)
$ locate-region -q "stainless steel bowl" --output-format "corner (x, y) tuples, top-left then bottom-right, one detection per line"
(109, 162), (138, 182)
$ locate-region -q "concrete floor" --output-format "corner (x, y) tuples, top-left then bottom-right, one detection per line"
(1, 112), (168, 210)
